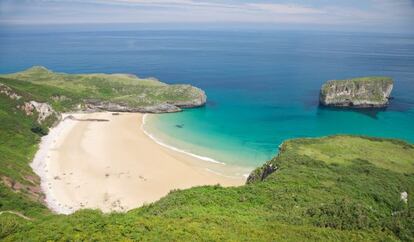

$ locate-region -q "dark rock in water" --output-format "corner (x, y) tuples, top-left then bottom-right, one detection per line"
(175, 124), (184, 128)
(319, 76), (394, 108)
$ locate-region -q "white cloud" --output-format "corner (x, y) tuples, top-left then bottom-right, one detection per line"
(0, 0), (413, 32)
(246, 3), (325, 14)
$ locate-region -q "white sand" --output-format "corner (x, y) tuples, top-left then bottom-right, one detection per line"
(31, 112), (246, 214)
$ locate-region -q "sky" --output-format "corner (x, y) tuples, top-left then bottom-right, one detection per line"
(0, 0), (413, 32)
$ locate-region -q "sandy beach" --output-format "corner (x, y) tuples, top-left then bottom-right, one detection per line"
(31, 112), (246, 214)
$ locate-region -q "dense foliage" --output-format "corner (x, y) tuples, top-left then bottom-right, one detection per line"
(0, 74), (413, 241)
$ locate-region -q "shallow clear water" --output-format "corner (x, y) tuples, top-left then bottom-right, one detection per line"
(1, 27), (414, 167)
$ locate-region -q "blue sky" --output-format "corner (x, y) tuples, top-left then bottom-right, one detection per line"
(0, 0), (413, 32)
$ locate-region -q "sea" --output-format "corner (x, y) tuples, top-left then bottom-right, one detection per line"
(1, 26), (413, 170)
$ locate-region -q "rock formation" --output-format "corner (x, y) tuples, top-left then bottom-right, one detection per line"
(319, 77), (393, 108)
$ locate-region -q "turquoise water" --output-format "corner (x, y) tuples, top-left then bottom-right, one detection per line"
(145, 89), (414, 167)
(1, 28), (414, 167)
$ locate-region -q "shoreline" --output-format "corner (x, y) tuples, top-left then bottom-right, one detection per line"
(141, 114), (253, 179)
(30, 114), (78, 214)
(141, 114), (225, 165)
(31, 112), (247, 214)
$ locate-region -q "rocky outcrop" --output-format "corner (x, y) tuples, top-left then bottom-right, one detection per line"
(1, 83), (59, 124)
(84, 88), (206, 113)
(401, 191), (408, 203)
(1, 175), (45, 203)
(0, 83), (21, 100)
(30, 101), (59, 123)
(19, 101), (60, 124)
(246, 163), (277, 184)
(319, 77), (393, 108)
(169, 87), (207, 108)
(84, 100), (183, 113)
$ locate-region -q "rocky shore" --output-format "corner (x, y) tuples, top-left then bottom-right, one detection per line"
(83, 88), (207, 113)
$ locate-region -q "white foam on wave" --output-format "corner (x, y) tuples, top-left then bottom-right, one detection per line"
(141, 114), (225, 165)
(204, 168), (251, 179)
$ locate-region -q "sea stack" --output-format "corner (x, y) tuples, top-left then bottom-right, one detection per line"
(319, 76), (394, 108)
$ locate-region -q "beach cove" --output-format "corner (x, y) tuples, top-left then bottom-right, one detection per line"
(31, 112), (246, 214)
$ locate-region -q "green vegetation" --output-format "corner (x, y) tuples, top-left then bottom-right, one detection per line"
(321, 76), (394, 95)
(1, 66), (205, 109)
(0, 78), (57, 218)
(324, 76), (393, 87)
(293, 136), (414, 173)
(0, 70), (413, 241)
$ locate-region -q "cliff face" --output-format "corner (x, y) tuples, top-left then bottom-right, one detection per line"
(319, 77), (393, 108)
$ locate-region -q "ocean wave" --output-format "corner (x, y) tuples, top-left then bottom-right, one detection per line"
(204, 168), (250, 180)
(141, 114), (225, 165)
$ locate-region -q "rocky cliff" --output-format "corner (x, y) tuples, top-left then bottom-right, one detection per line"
(319, 77), (393, 108)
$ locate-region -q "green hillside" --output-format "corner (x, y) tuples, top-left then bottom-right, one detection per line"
(0, 66), (206, 112)
(0, 72), (413, 241)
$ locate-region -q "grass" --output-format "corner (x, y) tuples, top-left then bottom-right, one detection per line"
(293, 136), (414, 173)
(328, 76), (393, 83)
(323, 76), (394, 90)
(0, 66), (204, 108)
(0, 71), (413, 241)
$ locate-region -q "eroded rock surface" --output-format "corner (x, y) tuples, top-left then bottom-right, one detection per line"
(320, 77), (393, 108)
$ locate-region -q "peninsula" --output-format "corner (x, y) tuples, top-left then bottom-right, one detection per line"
(319, 76), (394, 108)
(1, 66), (206, 114)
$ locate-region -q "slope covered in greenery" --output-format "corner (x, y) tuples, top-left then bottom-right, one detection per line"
(0, 73), (413, 241)
(0, 66), (206, 111)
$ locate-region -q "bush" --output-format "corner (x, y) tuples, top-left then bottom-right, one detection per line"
(30, 124), (48, 136)
(307, 198), (371, 230)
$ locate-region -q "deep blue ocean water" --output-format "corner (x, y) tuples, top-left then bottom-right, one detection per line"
(1, 27), (414, 168)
